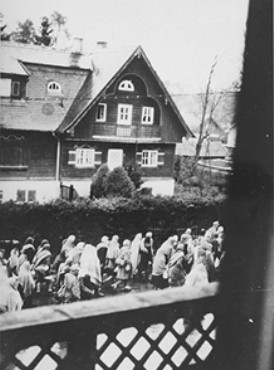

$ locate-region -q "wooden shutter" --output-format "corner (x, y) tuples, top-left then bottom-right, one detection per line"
(68, 150), (76, 165)
(94, 151), (102, 166)
(136, 152), (143, 165)
(157, 152), (165, 166)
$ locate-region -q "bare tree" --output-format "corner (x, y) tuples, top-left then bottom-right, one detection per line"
(194, 57), (218, 164)
(51, 11), (70, 48)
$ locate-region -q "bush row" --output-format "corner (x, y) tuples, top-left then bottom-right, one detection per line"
(0, 194), (227, 256)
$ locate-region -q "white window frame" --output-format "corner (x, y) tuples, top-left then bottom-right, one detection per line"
(117, 104), (133, 125)
(141, 107), (154, 125)
(141, 150), (158, 167)
(11, 81), (20, 97)
(75, 148), (95, 168)
(118, 80), (134, 92)
(47, 81), (62, 95)
(96, 103), (107, 122)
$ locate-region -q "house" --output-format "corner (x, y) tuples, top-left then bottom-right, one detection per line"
(0, 41), (193, 202)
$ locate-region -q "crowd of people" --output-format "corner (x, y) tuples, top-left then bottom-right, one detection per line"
(0, 221), (225, 313)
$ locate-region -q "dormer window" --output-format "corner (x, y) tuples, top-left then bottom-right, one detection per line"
(118, 80), (134, 92)
(47, 81), (62, 95)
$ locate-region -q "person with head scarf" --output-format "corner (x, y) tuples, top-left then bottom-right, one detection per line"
(130, 233), (143, 277)
(52, 235), (76, 274)
(18, 251), (35, 308)
(57, 264), (81, 303)
(151, 236), (177, 289)
(32, 240), (51, 267)
(184, 251), (209, 288)
(6, 247), (20, 277)
(96, 236), (109, 274)
(67, 241), (85, 264)
(138, 232), (154, 281)
(32, 248), (53, 293)
(112, 239), (132, 292)
(167, 244), (187, 287)
(24, 236), (35, 247)
(61, 235), (76, 258)
(0, 273), (23, 313)
(21, 244), (36, 264)
(204, 221), (220, 244)
(78, 244), (103, 299)
(105, 235), (120, 279)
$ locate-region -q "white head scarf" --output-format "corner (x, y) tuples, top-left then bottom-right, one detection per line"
(79, 244), (102, 286)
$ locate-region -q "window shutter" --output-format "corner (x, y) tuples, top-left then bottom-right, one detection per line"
(157, 152), (165, 166)
(136, 152), (143, 165)
(68, 150), (76, 165)
(94, 151), (102, 166)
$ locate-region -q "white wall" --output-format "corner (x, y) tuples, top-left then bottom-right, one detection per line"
(0, 181), (60, 203)
(0, 178), (174, 202)
(140, 178), (175, 196)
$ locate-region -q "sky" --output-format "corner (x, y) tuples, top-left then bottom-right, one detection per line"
(0, 0), (250, 93)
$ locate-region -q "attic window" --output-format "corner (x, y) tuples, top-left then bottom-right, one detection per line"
(47, 81), (62, 95)
(118, 80), (134, 92)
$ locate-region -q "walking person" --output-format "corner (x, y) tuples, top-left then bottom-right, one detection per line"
(112, 239), (132, 292)
(151, 236), (177, 289)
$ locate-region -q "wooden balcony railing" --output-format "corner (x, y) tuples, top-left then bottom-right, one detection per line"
(0, 283), (219, 370)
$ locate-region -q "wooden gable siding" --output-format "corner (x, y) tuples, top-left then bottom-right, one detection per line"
(73, 55), (186, 142)
(0, 131), (56, 179)
(75, 98), (161, 139)
(60, 140), (174, 180)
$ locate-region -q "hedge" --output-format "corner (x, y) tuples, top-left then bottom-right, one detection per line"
(0, 194), (227, 256)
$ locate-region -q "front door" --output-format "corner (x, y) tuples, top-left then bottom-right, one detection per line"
(107, 149), (123, 170)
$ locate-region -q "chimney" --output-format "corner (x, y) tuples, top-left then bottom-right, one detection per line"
(70, 37), (83, 67)
(71, 37), (83, 54)
(96, 41), (107, 49)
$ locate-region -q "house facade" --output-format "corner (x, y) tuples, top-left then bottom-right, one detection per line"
(0, 41), (193, 202)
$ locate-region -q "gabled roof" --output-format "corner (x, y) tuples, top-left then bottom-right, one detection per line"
(0, 41), (92, 70)
(0, 42), (91, 132)
(0, 54), (30, 76)
(57, 45), (194, 137)
(0, 100), (67, 131)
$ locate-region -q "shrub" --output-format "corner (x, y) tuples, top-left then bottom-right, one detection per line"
(0, 194), (226, 257)
(126, 163), (143, 189)
(90, 163), (110, 198)
(105, 167), (135, 198)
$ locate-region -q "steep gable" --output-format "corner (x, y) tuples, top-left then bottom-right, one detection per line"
(57, 46), (193, 138)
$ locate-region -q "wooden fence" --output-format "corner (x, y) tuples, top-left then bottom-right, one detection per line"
(0, 283), (219, 370)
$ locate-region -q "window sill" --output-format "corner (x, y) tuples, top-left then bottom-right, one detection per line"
(0, 165), (28, 171)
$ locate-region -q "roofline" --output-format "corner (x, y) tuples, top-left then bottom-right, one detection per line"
(21, 60), (91, 71)
(137, 46), (194, 138)
(57, 46), (194, 137)
(58, 46), (143, 134)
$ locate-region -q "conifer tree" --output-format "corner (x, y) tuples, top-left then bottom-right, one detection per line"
(90, 164), (110, 198)
(105, 167), (135, 198)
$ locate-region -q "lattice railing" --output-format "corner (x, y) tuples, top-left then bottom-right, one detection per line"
(0, 283), (219, 370)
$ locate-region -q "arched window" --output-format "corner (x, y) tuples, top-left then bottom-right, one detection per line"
(118, 80), (134, 92)
(47, 81), (62, 95)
